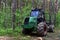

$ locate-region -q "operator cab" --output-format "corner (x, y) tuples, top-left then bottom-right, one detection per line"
(30, 8), (44, 18)
(30, 8), (45, 23)
(24, 8), (45, 24)
(30, 8), (39, 17)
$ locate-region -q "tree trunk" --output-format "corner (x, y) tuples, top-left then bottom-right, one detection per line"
(49, 0), (53, 24)
(54, 0), (58, 25)
(42, 0), (46, 11)
(54, 0), (58, 13)
(11, 0), (17, 30)
(32, 0), (36, 9)
(20, 0), (23, 12)
(0, 0), (1, 9)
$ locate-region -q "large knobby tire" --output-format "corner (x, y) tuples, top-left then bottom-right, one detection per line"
(48, 24), (54, 32)
(37, 27), (47, 36)
(48, 27), (54, 32)
(37, 22), (47, 36)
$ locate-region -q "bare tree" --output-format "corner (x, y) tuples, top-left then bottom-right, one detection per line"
(36, 0), (41, 8)
(54, 0), (58, 13)
(11, 0), (17, 30)
(54, 0), (58, 24)
(20, 0), (22, 11)
(0, 0), (1, 9)
(42, 0), (46, 11)
(49, 0), (58, 25)
(20, 0), (25, 12)
(16, 0), (20, 9)
(32, 0), (34, 8)
(49, 0), (53, 24)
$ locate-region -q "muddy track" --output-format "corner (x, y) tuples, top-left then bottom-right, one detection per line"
(27, 29), (60, 40)
(43, 29), (60, 40)
(0, 29), (60, 40)
(33, 29), (60, 40)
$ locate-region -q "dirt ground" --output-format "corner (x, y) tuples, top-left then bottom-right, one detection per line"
(0, 29), (60, 40)
(29, 29), (60, 40)
(43, 29), (60, 40)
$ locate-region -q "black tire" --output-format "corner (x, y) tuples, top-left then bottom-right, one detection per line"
(48, 27), (54, 32)
(48, 25), (54, 32)
(37, 22), (47, 36)
(37, 28), (47, 36)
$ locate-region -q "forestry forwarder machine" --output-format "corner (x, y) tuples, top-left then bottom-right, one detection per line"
(22, 8), (54, 36)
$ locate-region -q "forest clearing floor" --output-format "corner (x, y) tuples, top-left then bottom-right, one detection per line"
(0, 29), (60, 40)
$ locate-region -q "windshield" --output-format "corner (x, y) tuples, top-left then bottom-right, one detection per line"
(30, 11), (39, 17)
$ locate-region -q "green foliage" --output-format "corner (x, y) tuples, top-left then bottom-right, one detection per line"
(0, 27), (22, 36)
(0, 2), (32, 28)
(45, 11), (60, 29)
(56, 10), (60, 29)
(0, 29), (6, 36)
(0, 2), (32, 36)
(45, 11), (50, 23)
(16, 4), (32, 25)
